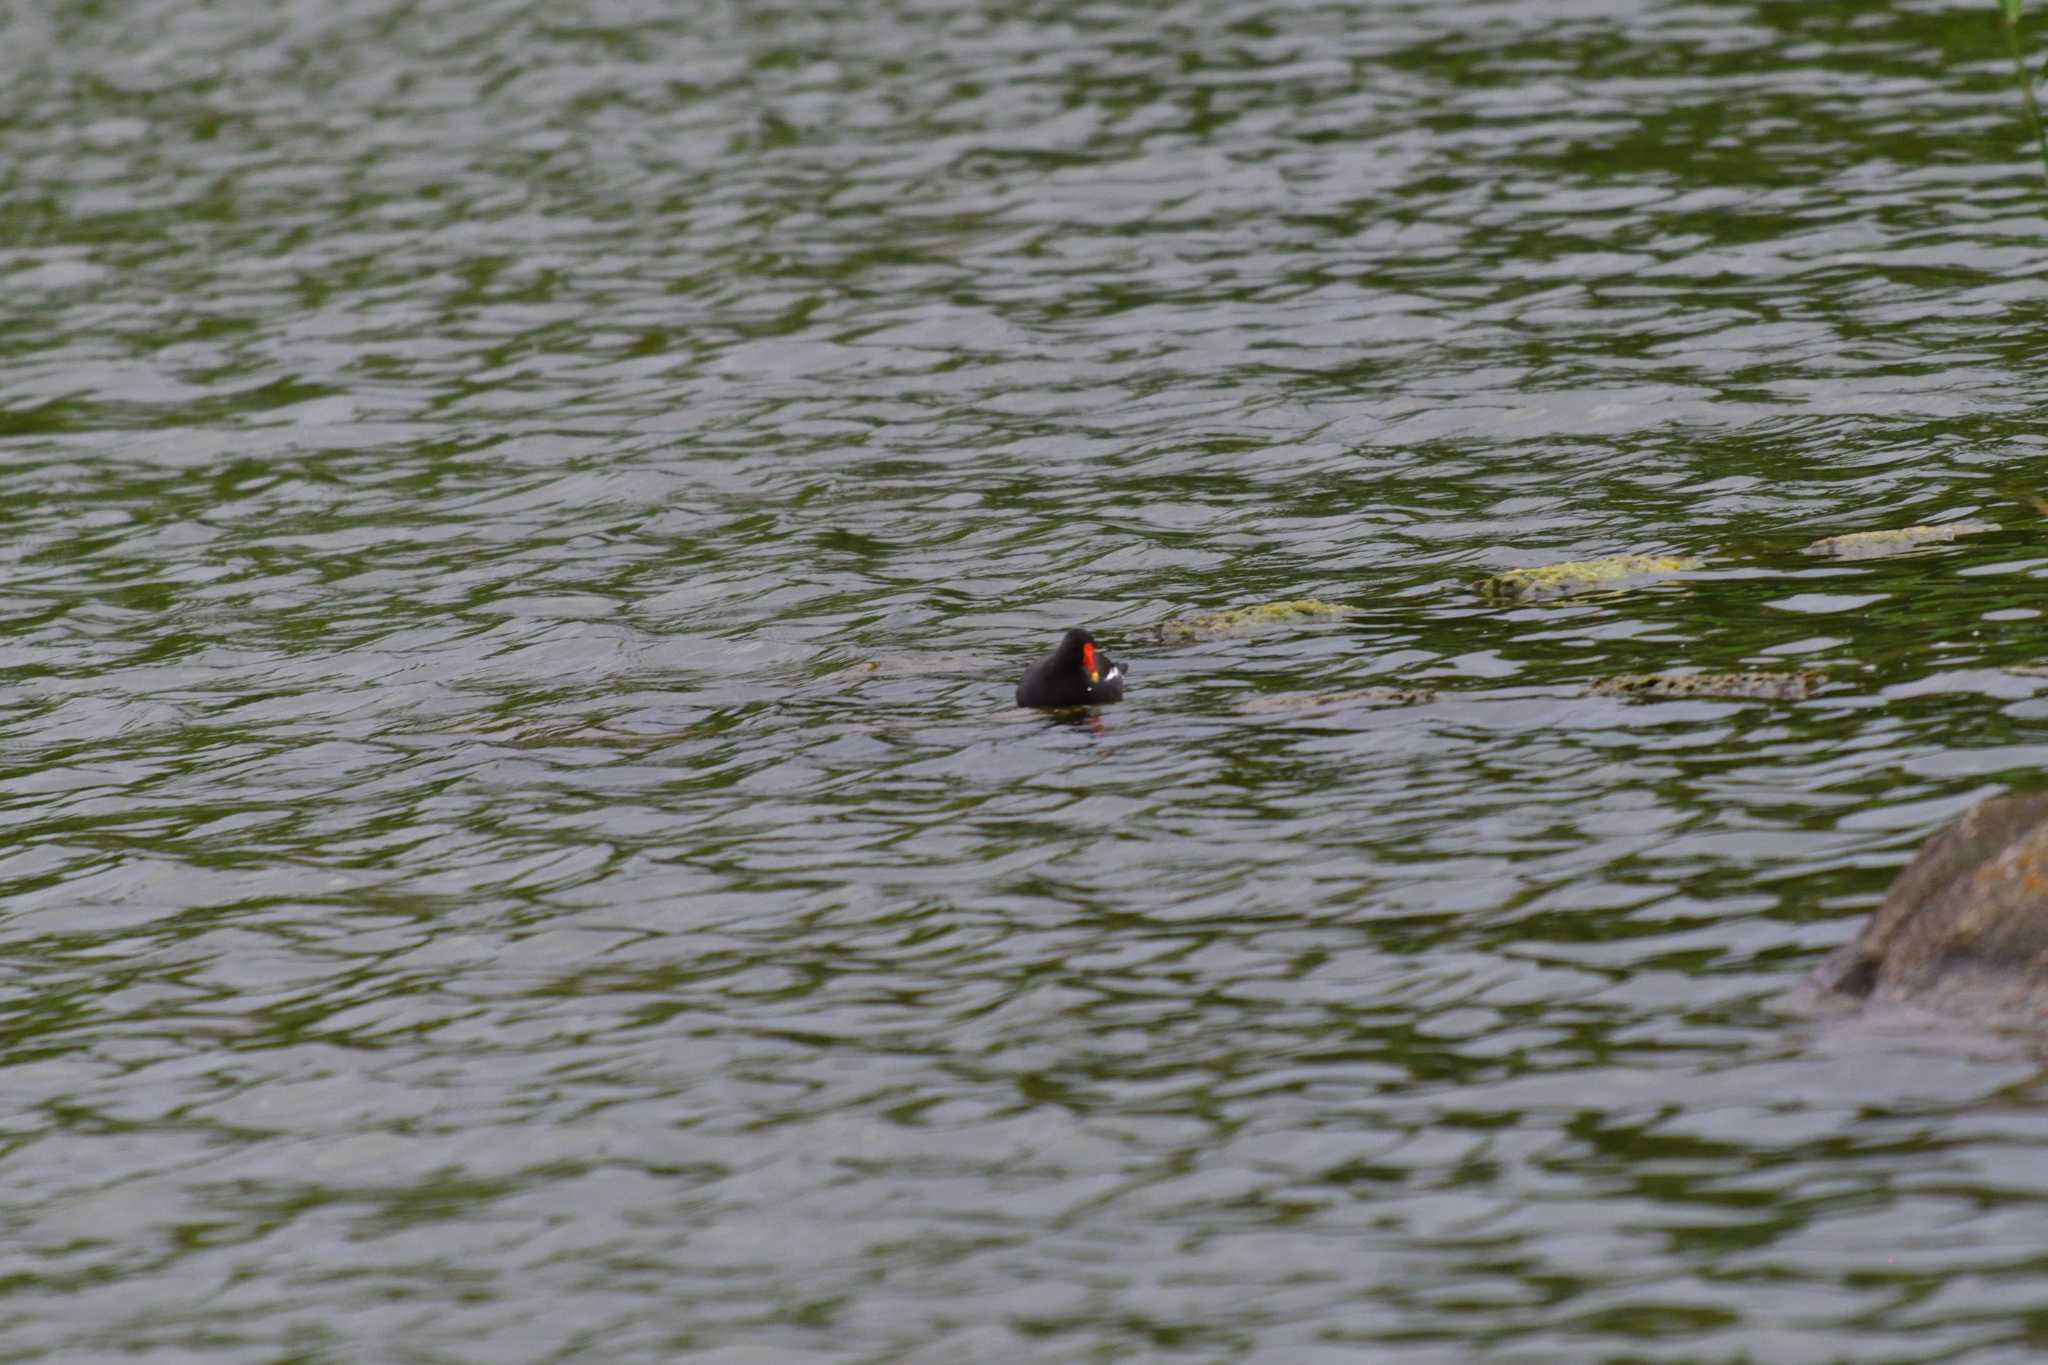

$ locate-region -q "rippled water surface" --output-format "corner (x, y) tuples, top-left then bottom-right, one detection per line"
(13, 0), (2048, 1359)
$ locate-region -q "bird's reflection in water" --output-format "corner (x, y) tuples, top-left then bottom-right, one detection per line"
(1035, 707), (1108, 738)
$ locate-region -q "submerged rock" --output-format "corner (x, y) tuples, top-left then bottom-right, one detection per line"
(1812, 794), (2048, 1016)
(1803, 522), (1995, 560)
(1588, 670), (1824, 701)
(1240, 686), (1436, 714)
(1154, 599), (1353, 644)
(1477, 554), (1699, 604)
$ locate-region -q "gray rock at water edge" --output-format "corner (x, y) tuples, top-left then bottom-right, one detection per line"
(1813, 793), (2048, 1015)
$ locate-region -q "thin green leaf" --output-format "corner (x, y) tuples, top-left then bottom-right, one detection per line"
(2002, 0), (2048, 181)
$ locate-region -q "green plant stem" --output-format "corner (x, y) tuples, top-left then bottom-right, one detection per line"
(2003, 10), (2048, 181)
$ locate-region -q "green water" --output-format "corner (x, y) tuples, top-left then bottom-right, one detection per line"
(6, 0), (2048, 1359)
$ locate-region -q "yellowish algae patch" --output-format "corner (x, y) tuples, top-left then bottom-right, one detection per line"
(1477, 554), (1699, 604)
(1241, 687), (1436, 714)
(1155, 599), (1353, 644)
(851, 653), (985, 676)
(1803, 522), (1995, 560)
(1588, 671), (1823, 701)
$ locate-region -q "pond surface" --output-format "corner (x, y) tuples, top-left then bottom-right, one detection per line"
(8, 0), (2048, 1359)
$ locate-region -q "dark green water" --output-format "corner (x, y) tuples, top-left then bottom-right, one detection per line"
(8, 0), (2048, 1359)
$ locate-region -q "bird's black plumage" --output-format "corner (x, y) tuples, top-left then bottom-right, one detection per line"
(1015, 628), (1127, 708)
